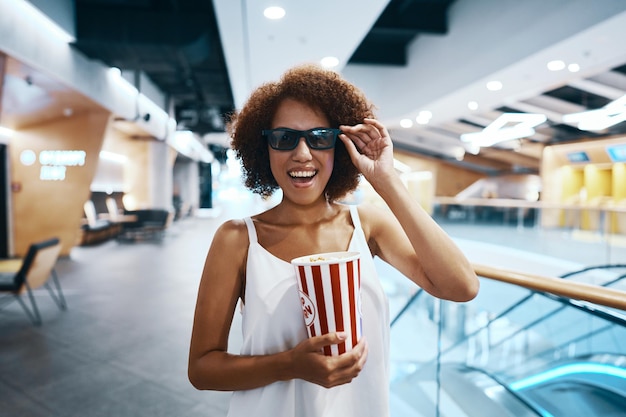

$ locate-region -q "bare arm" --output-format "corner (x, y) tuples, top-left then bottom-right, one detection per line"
(187, 220), (368, 391)
(339, 119), (479, 302)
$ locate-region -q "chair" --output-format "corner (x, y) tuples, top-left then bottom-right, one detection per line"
(101, 197), (138, 224)
(80, 200), (120, 245)
(0, 237), (66, 325)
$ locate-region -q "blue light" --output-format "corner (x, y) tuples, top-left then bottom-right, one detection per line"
(509, 362), (626, 391)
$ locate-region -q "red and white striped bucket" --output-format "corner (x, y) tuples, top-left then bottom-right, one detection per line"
(291, 251), (362, 356)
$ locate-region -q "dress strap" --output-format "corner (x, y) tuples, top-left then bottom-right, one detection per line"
(349, 204), (362, 230)
(243, 217), (258, 243)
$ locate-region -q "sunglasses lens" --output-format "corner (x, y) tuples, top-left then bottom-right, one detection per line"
(264, 128), (338, 150)
(307, 129), (336, 149)
(269, 130), (298, 150)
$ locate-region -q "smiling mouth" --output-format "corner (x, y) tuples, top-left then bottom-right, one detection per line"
(289, 170), (317, 179)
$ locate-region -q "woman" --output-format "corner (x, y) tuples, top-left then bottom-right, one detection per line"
(188, 65), (479, 416)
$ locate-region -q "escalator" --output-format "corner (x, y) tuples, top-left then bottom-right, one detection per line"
(388, 265), (626, 417)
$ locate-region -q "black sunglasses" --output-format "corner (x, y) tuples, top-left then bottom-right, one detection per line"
(261, 127), (341, 151)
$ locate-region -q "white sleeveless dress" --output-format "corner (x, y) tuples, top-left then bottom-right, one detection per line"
(227, 205), (390, 417)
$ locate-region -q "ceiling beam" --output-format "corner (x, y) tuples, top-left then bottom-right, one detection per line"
(568, 78), (624, 100)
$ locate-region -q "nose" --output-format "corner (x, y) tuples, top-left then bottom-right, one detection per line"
(292, 137), (312, 161)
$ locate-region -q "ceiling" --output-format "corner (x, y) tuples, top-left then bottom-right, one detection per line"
(8, 0), (626, 175)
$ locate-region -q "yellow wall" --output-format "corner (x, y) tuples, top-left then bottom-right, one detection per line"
(9, 111), (110, 256)
(541, 136), (626, 234)
(557, 166), (585, 228)
(611, 163), (626, 233)
(613, 163), (626, 200)
(581, 165), (612, 230)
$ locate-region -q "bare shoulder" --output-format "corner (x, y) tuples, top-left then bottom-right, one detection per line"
(211, 218), (249, 251)
(202, 218), (249, 290)
(354, 203), (394, 233)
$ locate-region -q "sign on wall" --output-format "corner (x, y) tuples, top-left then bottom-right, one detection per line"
(20, 149), (86, 181)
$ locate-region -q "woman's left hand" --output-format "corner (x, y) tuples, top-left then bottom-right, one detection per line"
(339, 118), (395, 184)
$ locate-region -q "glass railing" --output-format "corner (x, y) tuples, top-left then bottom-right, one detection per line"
(431, 206), (626, 268)
(388, 264), (626, 417)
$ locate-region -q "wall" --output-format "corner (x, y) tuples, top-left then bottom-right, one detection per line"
(541, 135), (626, 234)
(173, 158), (200, 216)
(359, 149), (486, 212)
(100, 123), (175, 211)
(394, 150), (485, 197)
(9, 111), (109, 256)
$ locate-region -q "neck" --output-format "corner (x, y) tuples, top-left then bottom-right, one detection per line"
(271, 197), (339, 225)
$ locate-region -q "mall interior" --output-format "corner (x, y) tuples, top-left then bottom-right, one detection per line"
(1, 1), (626, 416)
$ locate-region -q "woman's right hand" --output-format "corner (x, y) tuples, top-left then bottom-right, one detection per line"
(288, 332), (368, 388)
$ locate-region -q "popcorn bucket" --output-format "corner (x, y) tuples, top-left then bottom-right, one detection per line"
(291, 251), (362, 356)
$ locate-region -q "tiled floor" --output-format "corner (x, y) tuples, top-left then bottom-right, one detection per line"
(1, 195), (625, 417)
(0, 215), (234, 417)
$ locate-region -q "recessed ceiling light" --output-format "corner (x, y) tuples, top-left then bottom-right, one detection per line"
(486, 81), (502, 91)
(568, 63), (580, 72)
(320, 56), (339, 68)
(468, 101), (478, 110)
(264, 6), (285, 19)
(547, 60), (565, 71)
(415, 111), (432, 125)
(400, 118), (413, 128)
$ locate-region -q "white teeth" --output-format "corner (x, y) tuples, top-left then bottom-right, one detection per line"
(289, 171), (316, 178)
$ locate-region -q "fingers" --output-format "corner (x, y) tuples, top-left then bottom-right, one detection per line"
(324, 337), (368, 387)
(339, 118), (390, 154)
(340, 120), (380, 147)
(306, 331), (347, 352)
(292, 334), (369, 388)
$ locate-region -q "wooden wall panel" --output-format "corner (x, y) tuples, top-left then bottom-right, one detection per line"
(394, 150), (485, 197)
(9, 111), (109, 256)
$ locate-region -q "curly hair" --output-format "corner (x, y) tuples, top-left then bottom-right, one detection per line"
(228, 64), (376, 201)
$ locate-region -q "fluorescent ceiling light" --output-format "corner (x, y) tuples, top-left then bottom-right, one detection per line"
(460, 113), (546, 148)
(264, 6), (286, 19)
(563, 94), (626, 131)
(467, 101), (478, 111)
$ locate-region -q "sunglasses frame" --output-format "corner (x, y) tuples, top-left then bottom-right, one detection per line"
(262, 127), (341, 151)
